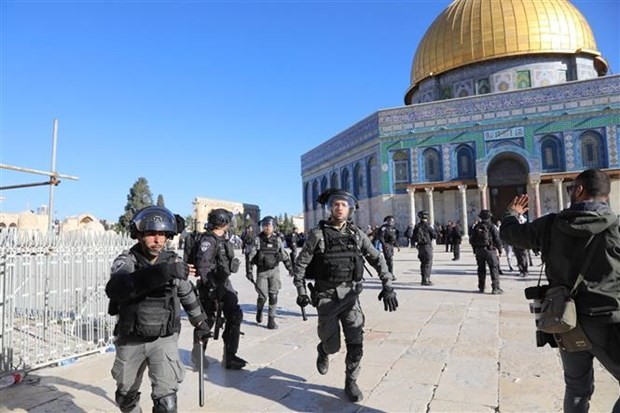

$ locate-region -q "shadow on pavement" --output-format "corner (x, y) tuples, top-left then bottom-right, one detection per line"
(0, 373), (113, 412)
(178, 349), (385, 413)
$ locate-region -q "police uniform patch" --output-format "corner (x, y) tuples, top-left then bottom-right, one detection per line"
(111, 258), (126, 274)
(201, 241), (211, 252)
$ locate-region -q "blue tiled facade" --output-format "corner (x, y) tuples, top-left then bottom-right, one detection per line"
(302, 75), (620, 230)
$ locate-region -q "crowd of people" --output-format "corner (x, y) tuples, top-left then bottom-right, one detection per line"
(105, 168), (619, 412)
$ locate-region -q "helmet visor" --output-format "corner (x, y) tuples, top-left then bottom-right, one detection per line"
(324, 194), (356, 217)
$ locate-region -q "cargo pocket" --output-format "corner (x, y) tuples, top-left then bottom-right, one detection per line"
(111, 357), (124, 383)
(165, 349), (186, 384)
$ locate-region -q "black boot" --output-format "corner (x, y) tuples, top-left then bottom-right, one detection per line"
(344, 379), (363, 402)
(223, 353), (247, 370)
(267, 316), (278, 330)
(316, 343), (329, 375)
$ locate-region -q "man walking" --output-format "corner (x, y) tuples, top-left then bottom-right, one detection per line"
(194, 208), (247, 370)
(470, 210), (503, 294)
(292, 188), (398, 402)
(246, 216), (295, 329)
(412, 211), (437, 285)
(106, 206), (210, 413)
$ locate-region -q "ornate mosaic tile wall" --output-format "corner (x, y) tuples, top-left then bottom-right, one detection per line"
(301, 75), (620, 219)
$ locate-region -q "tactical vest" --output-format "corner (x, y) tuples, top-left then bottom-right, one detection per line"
(203, 231), (237, 281)
(256, 234), (279, 271)
(383, 226), (397, 243)
(117, 250), (180, 339)
(313, 224), (364, 283)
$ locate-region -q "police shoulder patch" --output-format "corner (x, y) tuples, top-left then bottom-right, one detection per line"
(200, 240), (212, 252)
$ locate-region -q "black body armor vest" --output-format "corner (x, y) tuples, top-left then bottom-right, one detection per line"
(117, 249), (180, 339)
(384, 226), (397, 243)
(314, 224), (364, 283)
(256, 234), (279, 271)
(204, 231), (236, 281)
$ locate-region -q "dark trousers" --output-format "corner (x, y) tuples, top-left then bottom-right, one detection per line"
(474, 248), (500, 291)
(383, 245), (394, 274)
(513, 247), (528, 274)
(198, 282), (243, 357)
(452, 243), (460, 260)
(560, 322), (620, 413)
(417, 244), (433, 282)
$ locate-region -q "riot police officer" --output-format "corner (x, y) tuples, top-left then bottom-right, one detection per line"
(412, 211), (437, 285)
(246, 216), (295, 329)
(378, 215), (400, 276)
(470, 209), (503, 294)
(194, 208), (247, 370)
(106, 206), (210, 413)
(293, 188), (398, 403)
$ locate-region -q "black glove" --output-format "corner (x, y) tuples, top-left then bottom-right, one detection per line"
(193, 323), (212, 344)
(296, 294), (311, 308)
(288, 270), (295, 278)
(162, 262), (190, 281)
(378, 287), (398, 312)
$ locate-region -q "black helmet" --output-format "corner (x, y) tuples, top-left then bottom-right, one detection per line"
(384, 215), (395, 226)
(206, 208), (232, 229)
(417, 211), (429, 220)
(130, 206), (177, 239)
(479, 209), (492, 220)
(317, 188), (358, 217)
(260, 216), (276, 228)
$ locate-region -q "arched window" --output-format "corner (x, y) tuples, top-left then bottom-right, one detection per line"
(367, 157), (377, 197)
(456, 145), (475, 179)
(320, 176), (328, 194)
(312, 180), (319, 209)
(330, 172), (338, 189)
(304, 182), (309, 211)
(341, 168), (350, 192)
(423, 148), (442, 181)
(580, 131), (606, 169)
(540, 135), (563, 171)
(353, 163), (363, 198)
(392, 150), (410, 183)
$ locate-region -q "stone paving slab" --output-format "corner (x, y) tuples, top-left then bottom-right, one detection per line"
(0, 246), (617, 412)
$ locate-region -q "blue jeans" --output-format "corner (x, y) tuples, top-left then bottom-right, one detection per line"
(560, 322), (620, 413)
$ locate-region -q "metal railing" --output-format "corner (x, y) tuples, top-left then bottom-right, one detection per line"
(0, 229), (134, 373)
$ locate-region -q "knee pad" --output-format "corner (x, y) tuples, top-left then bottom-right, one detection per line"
(268, 293), (278, 306)
(115, 390), (141, 412)
(346, 343), (363, 363)
(153, 393), (177, 413)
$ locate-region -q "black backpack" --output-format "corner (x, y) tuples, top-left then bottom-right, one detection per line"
(416, 224), (431, 244)
(470, 222), (492, 248)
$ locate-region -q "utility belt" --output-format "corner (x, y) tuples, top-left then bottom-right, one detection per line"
(257, 263), (278, 272)
(309, 281), (363, 306)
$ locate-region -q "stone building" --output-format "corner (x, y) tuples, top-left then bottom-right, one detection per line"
(192, 196), (260, 233)
(301, 0), (620, 234)
(0, 211), (104, 232)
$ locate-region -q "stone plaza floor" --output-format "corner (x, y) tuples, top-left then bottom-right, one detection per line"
(1, 245), (617, 412)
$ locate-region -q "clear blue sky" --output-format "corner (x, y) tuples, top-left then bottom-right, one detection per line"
(2, 0), (619, 223)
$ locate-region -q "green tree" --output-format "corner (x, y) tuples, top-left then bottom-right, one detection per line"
(118, 177), (153, 232)
(157, 194), (165, 207)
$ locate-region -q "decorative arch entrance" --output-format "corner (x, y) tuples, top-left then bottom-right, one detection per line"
(487, 154), (529, 219)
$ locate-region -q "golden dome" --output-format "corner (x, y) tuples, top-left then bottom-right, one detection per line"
(407, 0), (603, 96)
